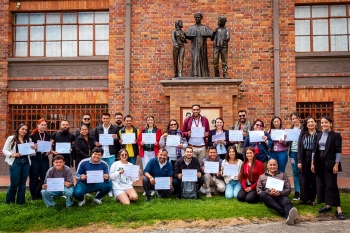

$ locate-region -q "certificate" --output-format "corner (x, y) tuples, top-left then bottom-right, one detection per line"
(18, 142), (35, 156)
(142, 133), (156, 144)
(223, 164), (239, 177)
(122, 133), (136, 144)
(155, 177), (171, 190)
(166, 135), (180, 147)
(123, 165), (140, 178)
(249, 131), (265, 142)
(46, 178), (64, 192)
(204, 161), (219, 174)
(285, 129), (301, 142)
(56, 142), (71, 154)
(212, 132), (225, 142)
(229, 130), (243, 141)
(266, 177), (285, 191)
(37, 140), (52, 153)
(270, 129), (286, 141)
(191, 127), (205, 138)
(86, 170), (104, 183)
(99, 134), (114, 146)
(182, 169), (198, 182)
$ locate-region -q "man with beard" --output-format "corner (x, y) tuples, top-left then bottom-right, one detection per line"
(231, 110), (252, 161)
(73, 113), (95, 138)
(51, 120), (75, 166)
(114, 112), (124, 158)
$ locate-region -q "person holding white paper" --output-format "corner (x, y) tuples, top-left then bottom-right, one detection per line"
(221, 146), (243, 199)
(73, 113), (95, 139)
(208, 118), (231, 160)
(257, 159), (298, 225)
(74, 124), (95, 170)
(51, 120), (75, 167)
(268, 116), (288, 173)
(200, 147), (225, 197)
(143, 149), (174, 202)
(41, 155), (74, 208)
(244, 119), (273, 170)
(118, 115), (139, 165)
(138, 115), (162, 170)
(73, 147), (112, 206)
(109, 149), (140, 205)
(231, 110), (252, 161)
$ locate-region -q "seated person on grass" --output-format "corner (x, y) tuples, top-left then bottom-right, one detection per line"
(143, 148), (174, 202)
(257, 159), (298, 225)
(41, 155), (74, 208)
(73, 147), (112, 206)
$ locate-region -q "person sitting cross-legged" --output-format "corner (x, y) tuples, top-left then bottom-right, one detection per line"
(257, 159), (298, 225)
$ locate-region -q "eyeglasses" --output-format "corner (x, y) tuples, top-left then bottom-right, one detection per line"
(83, 118), (91, 120)
(238, 115), (246, 118)
(255, 124), (263, 127)
(170, 124), (177, 126)
(120, 154), (128, 157)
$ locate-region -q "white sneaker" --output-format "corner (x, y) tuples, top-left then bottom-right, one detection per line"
(286, 207), (298, 225)
(85, 193), (92, 197)
(150, 190), (156, 196)
(108, 191), (113, 197)
(78, 199), (86, 207)
(93, 197), (102, 204)
(199, 186), (207, 194)
(143, 192), (146, 196)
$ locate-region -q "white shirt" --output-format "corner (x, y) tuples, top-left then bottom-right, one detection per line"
(102, 124), (112, 158)
(188, 117), (205, 146)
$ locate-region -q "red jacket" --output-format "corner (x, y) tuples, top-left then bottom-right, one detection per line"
(182, 115), (210, 145)
(241, 160), (264, 190)
(137, 128), (162, 157)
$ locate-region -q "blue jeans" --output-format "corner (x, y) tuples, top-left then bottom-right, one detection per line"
(6, 157), (30, 204)
(225, 180), (242, 199)
(101, 155), (115, 169)
(73, 180), (112, 201)
(41, 187), (74, 207)
(29, 155), (49, 198)
(270, 150), (288, 173)
(289, 151), (300, 193)
(128, 157), (137, 165)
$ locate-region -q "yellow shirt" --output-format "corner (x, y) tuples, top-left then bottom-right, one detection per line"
(120, 128), (139, 157)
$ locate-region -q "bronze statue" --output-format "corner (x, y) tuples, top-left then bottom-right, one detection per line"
(172, 20), (187, 77)
(185, 12), (212, 77)
(211, 16), (230, 78)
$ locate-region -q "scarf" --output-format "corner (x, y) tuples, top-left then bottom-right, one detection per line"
(168, 129), (183, 159)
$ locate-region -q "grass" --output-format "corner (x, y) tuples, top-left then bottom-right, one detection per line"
(0, 192), (349, 232)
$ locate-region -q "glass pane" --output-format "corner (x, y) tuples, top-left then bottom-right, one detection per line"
(15, 26), (28, 41)
(330, 5), (346, 16)
(312, 5), (328, 18)
(78, 12), (93, 23)
(295, 36), (310, 52)
(14, 42), (28, 56)
(46, 42), (61, 57)
(15, 13), (28, 24)
(295, 20), (310, 35)
(29, 13), (44, 24)
(30, 26), (44, 40)
(79, 41), (93, 56)
(313, 20), (328, 35)
(79, 25), (93, 40)
(95, 12), (109, 23)
(62, 41), (77, 57)
(95, 25), (108, 40)
(313, 36), (329, 51)
(63, 13), (76, 23)
(330, 18), (347, 35)
(46, 26), (61, 41)
(95, 41), (108, 55)
(295, 6), (310, 18)
(30, 41), (44, 56)
(46, 13), (60, 24)
(331, 35), (348, 51)
(62, 25), (77, 40)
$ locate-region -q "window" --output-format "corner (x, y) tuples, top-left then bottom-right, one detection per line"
(13, 12), (109, 57)
(9, 104), (108, 136)
(295, 5), (350, 52)
(296, 102), (333, 128)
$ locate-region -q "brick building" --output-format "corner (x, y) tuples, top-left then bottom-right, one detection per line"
(0, 0), (349, 174)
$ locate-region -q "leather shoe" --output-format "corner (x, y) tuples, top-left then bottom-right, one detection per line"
(318, 206), (332, 213)
(335, 211), (346, 220)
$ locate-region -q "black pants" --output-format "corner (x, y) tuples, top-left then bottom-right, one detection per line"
(142, 177), (174, 197)
(299, 149), (316, 203)
(237, 188), (259, 203)
(29, 155), (49, 198)
(259, 192), (292, 218)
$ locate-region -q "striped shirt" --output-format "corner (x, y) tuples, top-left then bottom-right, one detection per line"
(302, 132), (316, 150)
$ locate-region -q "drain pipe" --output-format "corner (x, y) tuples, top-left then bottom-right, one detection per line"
(124, 0), (131, 115)
(273, 0), (280, 116)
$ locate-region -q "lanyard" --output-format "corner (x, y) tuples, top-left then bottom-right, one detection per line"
(39, 132), (45, 141)
(193, 117), (201, 127)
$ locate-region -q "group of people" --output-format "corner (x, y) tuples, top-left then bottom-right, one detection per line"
(2, 104), (345, 223)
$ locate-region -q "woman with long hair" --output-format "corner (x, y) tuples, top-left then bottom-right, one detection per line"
(208, 117), (231, 160)
(74, 124), (95, 170)
(268, 116), (288, 172)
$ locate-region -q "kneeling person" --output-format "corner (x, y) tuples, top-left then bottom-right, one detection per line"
(41, 155), (74, 207)
(257, 159), (298, 225)
(73, 147), (112, 206)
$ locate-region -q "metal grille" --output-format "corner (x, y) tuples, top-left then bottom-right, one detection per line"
(296, 102), (333, 128)
(9, 104), (108, 136)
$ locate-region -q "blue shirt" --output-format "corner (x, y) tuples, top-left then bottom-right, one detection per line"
(143, 157), (173, 177)
(76, 157), (109, 184)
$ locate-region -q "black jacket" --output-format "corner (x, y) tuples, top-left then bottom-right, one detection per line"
(94, 124), (120, 155)
(74, 135), (95, 167)
(174, 156), (202, 178)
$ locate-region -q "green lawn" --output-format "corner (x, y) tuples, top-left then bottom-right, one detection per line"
(0, 192), (349, 232)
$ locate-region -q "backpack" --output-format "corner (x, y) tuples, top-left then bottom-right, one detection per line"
(181, 181), (197, 199)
